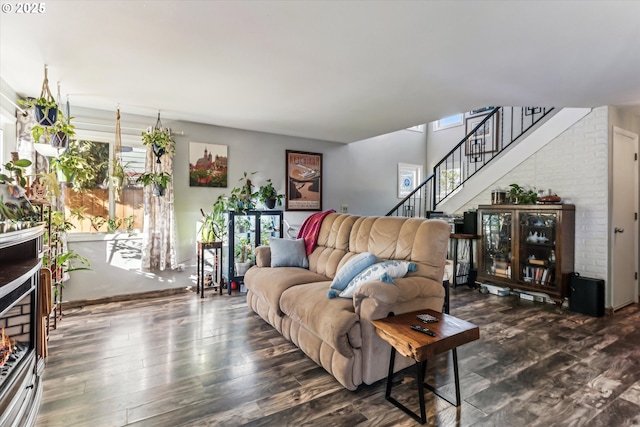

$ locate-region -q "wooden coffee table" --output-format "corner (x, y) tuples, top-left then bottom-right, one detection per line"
(372, 309), (479, 424)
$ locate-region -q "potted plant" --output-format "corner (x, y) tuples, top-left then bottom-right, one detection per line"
(258, 179), (284, 209)
(142, 128), (174, 161)
(1, 158), (32, 187)
(507, 183), (538, 204)
(228, 171), (257, 212)
(50, 151), (95, 191)
(234, 237), (253, 276)
(31, 110), (75, 148)
(18, 97), (58, 127)
(136, 171), (172, 196)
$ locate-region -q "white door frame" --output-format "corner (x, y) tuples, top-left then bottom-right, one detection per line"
(611, 126), (639, 310)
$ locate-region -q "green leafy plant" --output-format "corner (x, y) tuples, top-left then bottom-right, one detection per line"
(57, 249), (91, 274)
(136, 171), (172, 187)
(508, 183), (538, 204)
(50, 151), (95, 191)
(228, 171), (257, 212)
(51, 210), (75, 233)
(124, 214), (136, 233)
(258, 179), (284, 209)
(0, 158), (32, 187)
(31, 110), (75, 145)
(18, 97), (58, 110)
(106, 217), (123, 233)
(91, 215), (106, 232)
(136, 172), (172, 196)
(142, 128), (175, 155)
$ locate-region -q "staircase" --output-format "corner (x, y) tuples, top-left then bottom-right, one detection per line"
(386, 106), (555, 217)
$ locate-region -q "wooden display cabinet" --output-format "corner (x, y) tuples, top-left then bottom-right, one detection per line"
(477, 204), (575, 302)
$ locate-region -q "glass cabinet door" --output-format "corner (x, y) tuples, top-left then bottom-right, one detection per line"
(481, 211), (512, 279)
(259, 213), (282, 245)
(519, 212), (557, 287)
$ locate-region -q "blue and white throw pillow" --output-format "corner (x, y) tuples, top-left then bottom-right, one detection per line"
(338, 260), (418, 299)
(328, 252), (378, 299)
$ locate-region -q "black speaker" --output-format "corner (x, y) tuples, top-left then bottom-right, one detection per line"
(569, 273), (605, 317)
(463, 211), (477, 235)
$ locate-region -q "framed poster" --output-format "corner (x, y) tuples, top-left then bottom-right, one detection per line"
(398, 163), (423, 198)
(189, 142), (228, 187)
(286, 150), (322, 211)
(465, 112), (499, 157)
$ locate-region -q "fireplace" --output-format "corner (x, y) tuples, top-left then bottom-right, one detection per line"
(0, 225), (44, 427)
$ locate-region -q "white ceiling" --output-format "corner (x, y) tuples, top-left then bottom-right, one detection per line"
(1, 1), (639, 143)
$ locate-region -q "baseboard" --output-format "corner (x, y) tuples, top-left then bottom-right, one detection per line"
(61, 286), (194, 309)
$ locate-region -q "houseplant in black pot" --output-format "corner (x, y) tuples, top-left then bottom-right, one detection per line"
(136, 171), (172, 197)
(19, 96), (58, 127)
(142, 128), (174, 162)
(258, 179), (284, 209)
(31, 110), (75, 148)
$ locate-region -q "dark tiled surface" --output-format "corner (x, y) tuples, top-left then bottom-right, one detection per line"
(35, 286), (640, 426)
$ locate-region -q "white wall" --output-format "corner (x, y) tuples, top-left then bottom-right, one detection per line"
(6, 104), (427, 301)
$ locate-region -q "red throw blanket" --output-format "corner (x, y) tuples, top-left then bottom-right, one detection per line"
(297, 210), (335, 255)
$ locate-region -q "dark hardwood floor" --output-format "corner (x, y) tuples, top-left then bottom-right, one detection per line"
(35, 285), (640, 426)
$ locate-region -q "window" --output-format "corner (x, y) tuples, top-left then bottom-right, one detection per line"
(63, 133), (145, 234)
(433, 114), (463, 131)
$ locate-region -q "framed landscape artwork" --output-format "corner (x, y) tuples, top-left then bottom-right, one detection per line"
(286, 150), (322, 211)
(189, 142), (228, 187)
(465, 112), (499, 157)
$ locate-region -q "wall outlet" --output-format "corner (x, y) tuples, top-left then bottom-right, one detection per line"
(341, 204), (348, 213)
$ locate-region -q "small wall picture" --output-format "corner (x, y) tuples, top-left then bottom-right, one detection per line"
(189, 142), (228, 187)
(286, 150), (322, 211)
(398, 163), (423, 198)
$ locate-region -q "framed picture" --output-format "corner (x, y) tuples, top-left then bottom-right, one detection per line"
(466, 106), (495, 117)
(286, 150), (322, 211)
(398, 163), (423, 198)
(189, 142), (228, 187)
(465, 112), (499, 157)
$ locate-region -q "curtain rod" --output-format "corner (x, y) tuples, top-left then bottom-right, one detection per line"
(73, 120), (184, 136)
(0, 91), (27, 115)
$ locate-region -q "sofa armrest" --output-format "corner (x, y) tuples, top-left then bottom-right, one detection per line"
(353, 276), (445, 320)
(254, 246), (271, 267)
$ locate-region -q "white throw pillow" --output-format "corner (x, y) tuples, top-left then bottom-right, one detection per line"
(339, 260), (417, 298)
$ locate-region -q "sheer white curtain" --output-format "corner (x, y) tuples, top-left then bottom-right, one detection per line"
(140, 135), (177, 271)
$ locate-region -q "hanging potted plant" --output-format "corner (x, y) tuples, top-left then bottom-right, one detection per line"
(18, 66), (59, 126)
(19, 97), (59, 127)
(136, 171), (172, 197)
(50, 151), (95, 191)
(30, 110), (75, 148)
(258, 179), (284, 210)
(142, 128), (174, 162)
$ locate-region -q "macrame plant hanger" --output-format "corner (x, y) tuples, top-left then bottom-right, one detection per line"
(113, 108), (123, 201)
(37, 65), (58, 126)
(153, 112), (165, 164)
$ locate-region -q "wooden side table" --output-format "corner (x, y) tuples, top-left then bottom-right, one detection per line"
(372, 309), (479, 424)
(196, 240), (223, 298)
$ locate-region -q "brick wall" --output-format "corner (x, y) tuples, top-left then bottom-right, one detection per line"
(1, 295), (31, 343)
(459, 107), (609, 281)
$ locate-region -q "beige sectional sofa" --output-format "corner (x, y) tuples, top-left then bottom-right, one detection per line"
(244, 213), (451, 390)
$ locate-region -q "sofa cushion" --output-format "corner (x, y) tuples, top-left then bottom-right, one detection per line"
(280, 281), (361, 358)
(269, 237), (308, 268)
(339, 260), (417, 298)
(328, 252), (378, 299)
(244, 267), (329, 316)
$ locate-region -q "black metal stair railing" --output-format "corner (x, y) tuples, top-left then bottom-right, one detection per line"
(387, 106), (554, 217)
